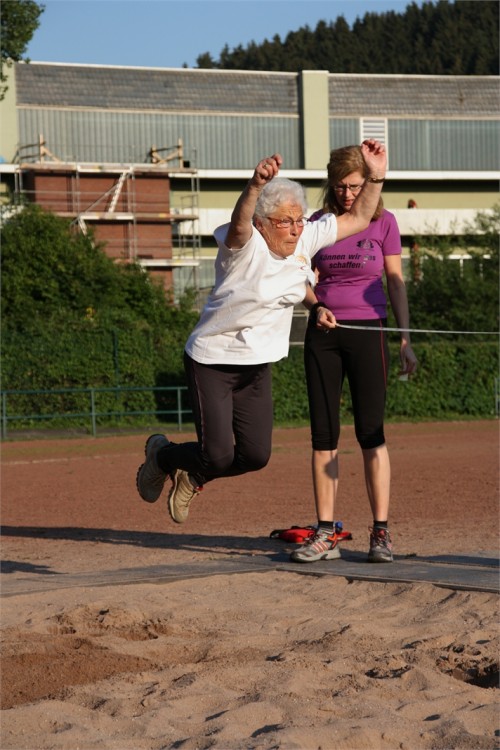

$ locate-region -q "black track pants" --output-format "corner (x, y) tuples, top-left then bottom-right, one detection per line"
(157, 353), (273, 484)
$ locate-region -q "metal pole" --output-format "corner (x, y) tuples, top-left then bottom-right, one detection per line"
(90, 388), (97, 436)
(112, 330), (120, 386)
(177, 387), (183, 431)
(1, 392), (7, 440)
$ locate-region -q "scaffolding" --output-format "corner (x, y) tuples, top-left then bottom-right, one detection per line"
(8, 136), (202, 297)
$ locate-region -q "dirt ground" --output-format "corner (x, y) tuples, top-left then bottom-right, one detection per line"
(2, 421), (498, 567)
(1, 421), (499, 750)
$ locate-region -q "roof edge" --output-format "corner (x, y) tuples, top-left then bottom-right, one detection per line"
(17, 62), (499, 81)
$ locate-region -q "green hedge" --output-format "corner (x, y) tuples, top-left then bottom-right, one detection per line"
(272, 340), (498, 423)
(1, 326), (498, 429)
(1, 325), (157, 423)
(384, 341), (498, 419)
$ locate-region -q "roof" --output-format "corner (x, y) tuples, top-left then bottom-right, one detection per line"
(15, 63), (299, 114)
(328, 74), (500, 117)
(15, 63), (499, 119)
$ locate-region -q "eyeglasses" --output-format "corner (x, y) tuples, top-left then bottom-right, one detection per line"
(333, 183), (364, 194)
(266, 217), (308, 229)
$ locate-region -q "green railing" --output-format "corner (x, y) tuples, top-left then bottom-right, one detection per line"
(0, 385), (192, 439)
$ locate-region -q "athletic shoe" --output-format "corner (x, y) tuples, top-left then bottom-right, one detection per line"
(168, 469), (203, 524)
(136, 433), (170, 503)
(290, 530), (341, 563)
(368, 527), (393, 563)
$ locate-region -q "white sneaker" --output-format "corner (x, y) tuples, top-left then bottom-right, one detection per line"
(290, 530), (341, 563)
(136, 434), (170, 503)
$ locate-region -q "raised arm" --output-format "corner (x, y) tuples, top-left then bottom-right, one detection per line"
(336, 139), (387, 241)
(225, 154), (283, 249)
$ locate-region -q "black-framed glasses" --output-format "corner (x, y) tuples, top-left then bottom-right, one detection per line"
(266, 217), (308, 229)
(333, 183), (364, 194)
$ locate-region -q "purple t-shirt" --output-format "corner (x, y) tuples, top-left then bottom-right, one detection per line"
(311, 208), (401, 320)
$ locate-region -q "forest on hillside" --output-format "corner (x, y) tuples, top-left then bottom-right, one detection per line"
(195, 0), (499, 75)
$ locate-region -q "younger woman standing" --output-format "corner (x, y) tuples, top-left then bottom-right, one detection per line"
(292, 145), (418, 564)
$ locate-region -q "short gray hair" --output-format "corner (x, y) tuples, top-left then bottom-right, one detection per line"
(254, 178), (307, 219)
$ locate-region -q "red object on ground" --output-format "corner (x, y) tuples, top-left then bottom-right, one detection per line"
(270, 526), (353, 543)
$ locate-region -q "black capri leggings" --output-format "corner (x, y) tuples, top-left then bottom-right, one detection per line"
(304, 319), (389, 451)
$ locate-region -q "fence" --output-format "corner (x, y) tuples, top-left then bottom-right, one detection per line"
(0, 385), (192, 439)
(2, 369), (498, 441)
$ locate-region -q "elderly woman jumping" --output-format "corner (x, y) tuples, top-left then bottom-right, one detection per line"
(136, 141), (387, 525)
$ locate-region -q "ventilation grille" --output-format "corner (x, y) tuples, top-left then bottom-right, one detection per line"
(360, 118), (388, 167)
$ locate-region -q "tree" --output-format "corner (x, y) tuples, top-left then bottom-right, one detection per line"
(0, 204), (196, 333)
(195, 0), (499, 75)
(196, 52), (216, 69)
(0, 0), (44, 100)
(404, 206), (500, 338)
(1, 204), (200, 392)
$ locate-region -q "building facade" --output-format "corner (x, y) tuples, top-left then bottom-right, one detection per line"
(0, 62), (498, 301)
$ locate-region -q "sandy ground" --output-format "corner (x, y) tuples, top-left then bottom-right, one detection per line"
(1, 421), (499, 750)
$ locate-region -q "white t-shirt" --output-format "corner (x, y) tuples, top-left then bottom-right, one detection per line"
(185, 214), (338, 365)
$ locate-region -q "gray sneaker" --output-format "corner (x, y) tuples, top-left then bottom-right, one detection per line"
(290, 530), (341, 563)
(168, 470), (202, 524)
(136, 433), (170, 503)
(368, 527), (393, 563)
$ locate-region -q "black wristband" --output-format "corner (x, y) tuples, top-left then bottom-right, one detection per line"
(366, 176), (386, 183)
(309, 302), (326, 322)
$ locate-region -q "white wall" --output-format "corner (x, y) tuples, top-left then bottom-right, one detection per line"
(179, 207), (493, 237)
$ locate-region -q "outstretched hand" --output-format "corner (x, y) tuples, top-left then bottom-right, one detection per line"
(252, 154), (283, 186)
(361, 139), (387, 177)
